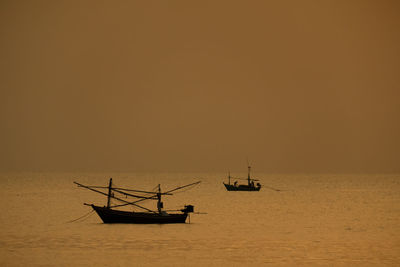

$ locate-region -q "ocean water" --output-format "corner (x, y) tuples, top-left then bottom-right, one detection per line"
(0, 172), (399, 266)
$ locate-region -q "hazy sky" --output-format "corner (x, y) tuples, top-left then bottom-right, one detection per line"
(1, 0), (399, 173)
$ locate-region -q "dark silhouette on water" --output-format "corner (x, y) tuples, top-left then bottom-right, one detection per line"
(223, 165), (261, 191)
(74, 178), (200, 224)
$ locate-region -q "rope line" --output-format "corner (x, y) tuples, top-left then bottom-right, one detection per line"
(66, 209), (95, 223)
(261, 185), (283, 192)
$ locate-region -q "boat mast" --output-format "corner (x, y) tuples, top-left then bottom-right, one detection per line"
(228, 171), (231, 185)
(107, 178), (112, 208)
(157, 184), (163, 213)
(247, 165), (251, 185)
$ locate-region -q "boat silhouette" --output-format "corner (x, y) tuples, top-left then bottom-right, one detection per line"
(74, 178), (200, 224)
(223, 165), (261, 191)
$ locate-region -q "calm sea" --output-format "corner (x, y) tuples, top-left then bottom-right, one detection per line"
(0, 173), (399, 266)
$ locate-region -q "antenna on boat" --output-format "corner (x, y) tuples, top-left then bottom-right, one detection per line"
(228, 171), (231, 185)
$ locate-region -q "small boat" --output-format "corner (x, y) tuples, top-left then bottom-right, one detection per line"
(74, 178), (200, 224)
(223, 165), (261, 191)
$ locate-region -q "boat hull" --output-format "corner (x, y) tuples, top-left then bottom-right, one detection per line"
(91, 205), (188, 224)
(223, 183), (261, 191)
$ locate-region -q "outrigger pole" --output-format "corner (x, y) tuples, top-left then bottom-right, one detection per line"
(108, 182), (199, 209)
(163, 181), (202, 194)
(73, 181), (156, 213)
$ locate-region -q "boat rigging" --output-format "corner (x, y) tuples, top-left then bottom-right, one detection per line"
(74, 178), (201, 224)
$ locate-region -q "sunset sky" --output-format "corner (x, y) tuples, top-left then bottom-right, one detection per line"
(1, 0), (399, 173)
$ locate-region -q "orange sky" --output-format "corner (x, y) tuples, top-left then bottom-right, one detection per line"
(1, 0), (399, 172)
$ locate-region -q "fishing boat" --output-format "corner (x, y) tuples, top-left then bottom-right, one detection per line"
(74, 178), (201, 224)
(223, 165), (261, 191)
